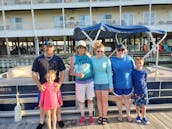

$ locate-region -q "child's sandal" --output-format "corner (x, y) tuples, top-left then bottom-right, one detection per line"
(102, 118), (108, 125)
(97, 117), (102, 124)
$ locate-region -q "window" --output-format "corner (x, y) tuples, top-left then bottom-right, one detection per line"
(54, 16), (65, 28)
(144, 12), (155, 25)
(122, 13), (133, 25)
(10, 18), (22, 30)
(78, 15), (90, 27)
(100, 14), (112, 24)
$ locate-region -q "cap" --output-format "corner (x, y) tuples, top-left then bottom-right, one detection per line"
(44, 40), (55, 46)
(77, 40), (86, 47)
(116, 44), (126, 49)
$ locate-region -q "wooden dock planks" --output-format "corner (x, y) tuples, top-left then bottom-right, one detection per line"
(0, 111), (172, 129)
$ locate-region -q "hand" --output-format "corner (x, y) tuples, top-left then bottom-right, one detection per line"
(39, 85), (45, 92)
(55, 83), (61, 92)
(78, 73), (84, 78)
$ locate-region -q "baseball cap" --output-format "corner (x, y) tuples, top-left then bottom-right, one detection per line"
(77, 40), (86, 47)
(44, 40), (56, 46)
(116, 44), (126, 49)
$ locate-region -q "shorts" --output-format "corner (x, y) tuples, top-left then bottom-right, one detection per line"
(38, 92), (41, 103)
(94, 84), (109, 91)
(75, 81), (95, 103)
(114, 88), (132, 96)
(133, 94), (148, 107)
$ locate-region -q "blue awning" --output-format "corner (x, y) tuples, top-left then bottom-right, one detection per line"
(73, 23), (166, 41)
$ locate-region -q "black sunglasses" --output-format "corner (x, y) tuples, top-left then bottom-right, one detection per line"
(77, 46), (85, 49)
(96, 50), (104, 53)
(117, 48), (125, 51)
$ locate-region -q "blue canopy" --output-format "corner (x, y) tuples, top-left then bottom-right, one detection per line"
(73, 23), (166, 41)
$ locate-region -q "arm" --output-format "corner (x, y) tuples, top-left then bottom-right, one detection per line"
(107, 59), (113, 91)
(55, 70), (65, 91)
(69, 56), (82, 78)
(32, 71), (45, 92)
(144, 70), (148, 85)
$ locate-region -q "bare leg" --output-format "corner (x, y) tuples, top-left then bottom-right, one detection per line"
(142, 105), (146, 118)
(116, 96), (123, 120)
(52, 108), (57, 129)
(102, 91), (108, 118)
(46, 110), (51, 129)
(124, 95), (131, 121)
(136, 105), (140, 116)
(40, 107), (45, 124)
(78, 101), (85, 116)
(56, 106), (61, 121)
(95, 91), (103, 117)
(87, 99), (93, 116)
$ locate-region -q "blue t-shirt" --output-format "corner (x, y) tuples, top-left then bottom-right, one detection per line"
(32, 54), (66, 84)
(74, 54), (93, 82)
(92, 55), (113, 88)
(110, 55), (135, 89)
(132, 69), (148, 94)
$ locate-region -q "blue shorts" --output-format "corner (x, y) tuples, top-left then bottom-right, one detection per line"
(38, 92), (41, 103)
(94, 84), (109, 91)
(133, 94), (148, 107)
(114, 88), (132, 96)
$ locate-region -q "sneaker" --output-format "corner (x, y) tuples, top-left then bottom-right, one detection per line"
(36, 123), (44, 129)
(79, 116), (85, 125)
(89, 116), (94, 125)
(142, 117), (149, 124)
(58, 120), (65, 128)
(136, 116), (141, 123)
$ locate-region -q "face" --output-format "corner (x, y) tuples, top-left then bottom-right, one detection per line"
(96, 47), (104, 58)
(44, 45), (55, 56)
(77, 46), (86, 55)
(116, 48), (125, 58)
(136, 60), (143, 70)
(46, 73), (56, 83)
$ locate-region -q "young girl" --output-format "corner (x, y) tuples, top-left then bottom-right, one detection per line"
(70, 40), (95, 125)
(132, 57), (149, 124)
(39, 70), (63, 129)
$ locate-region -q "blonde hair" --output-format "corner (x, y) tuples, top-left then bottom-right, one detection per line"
(46, 70), (56, 78)
(134, 57), (144, 65)
(94, 41), (105, 51)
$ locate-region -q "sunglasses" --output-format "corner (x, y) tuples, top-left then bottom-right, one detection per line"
(77, 46), (85, 49)
(117, 48), (125, 52)
(96, 50), (104, 53)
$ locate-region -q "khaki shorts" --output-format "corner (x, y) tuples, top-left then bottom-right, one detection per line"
(75, 81), (95, 103)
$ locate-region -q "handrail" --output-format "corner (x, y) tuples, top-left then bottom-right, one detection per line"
(0, 82), (171, 104)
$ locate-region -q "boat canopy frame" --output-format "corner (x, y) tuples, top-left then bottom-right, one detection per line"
(73, 23), (167, 80)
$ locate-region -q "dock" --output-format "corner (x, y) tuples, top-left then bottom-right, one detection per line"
(0, 110), (172, 129)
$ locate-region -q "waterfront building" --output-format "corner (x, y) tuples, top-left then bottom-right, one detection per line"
(0, 0), (172, 72)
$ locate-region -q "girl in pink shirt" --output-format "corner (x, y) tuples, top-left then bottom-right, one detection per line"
(39, 70), (63, 129)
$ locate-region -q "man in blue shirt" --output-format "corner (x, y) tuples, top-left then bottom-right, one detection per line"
(32, 40), (66, 129)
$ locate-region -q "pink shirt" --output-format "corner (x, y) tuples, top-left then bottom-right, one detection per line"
(39, 82), (63, 110)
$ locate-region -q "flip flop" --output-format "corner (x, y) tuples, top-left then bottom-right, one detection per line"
(102, 118), (108, 125)
(117, 116), (123, 122)
(97, 117), (102, 124)
(127, 117), (133, 122)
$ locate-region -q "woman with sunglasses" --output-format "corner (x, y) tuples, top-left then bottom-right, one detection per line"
(110, 44), (135, 122)
(69, 40), (95, 125)
(91, 42), (113, 124)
